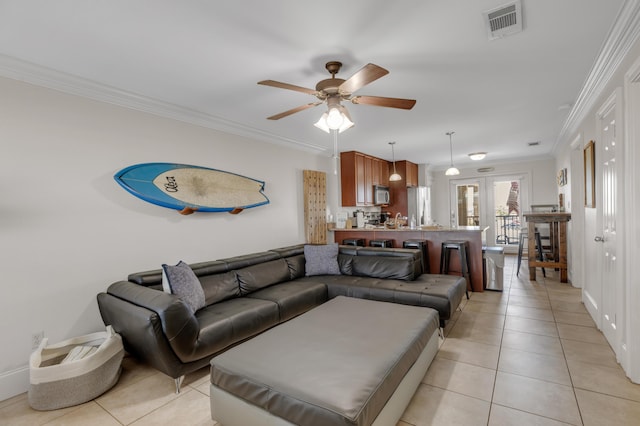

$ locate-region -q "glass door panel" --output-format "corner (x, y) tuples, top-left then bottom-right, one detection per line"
(456, 184), (480, 226)
(449, 178), (485, 231)
(486, 174), (529, 254)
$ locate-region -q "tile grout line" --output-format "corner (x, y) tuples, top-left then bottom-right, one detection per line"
(484, 256), (514, 425)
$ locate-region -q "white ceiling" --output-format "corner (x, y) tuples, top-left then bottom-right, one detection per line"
(0, 0), (626, 168)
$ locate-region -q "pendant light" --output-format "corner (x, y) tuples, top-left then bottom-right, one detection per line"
(445, 131), (460, 176)
(389, 141), (402, 181)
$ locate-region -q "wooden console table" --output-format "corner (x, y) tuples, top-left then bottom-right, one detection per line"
(524, 212), (571, 282)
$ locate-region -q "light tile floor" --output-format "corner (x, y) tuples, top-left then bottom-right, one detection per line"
(2, 256), (640, 425)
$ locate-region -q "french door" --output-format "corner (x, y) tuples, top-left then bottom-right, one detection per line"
(487, 174), (529, 254)
(449, 178), (485, 229)
(450, 174), (529, 252)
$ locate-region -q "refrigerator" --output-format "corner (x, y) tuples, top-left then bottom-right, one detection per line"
(407, 186), (430, 227)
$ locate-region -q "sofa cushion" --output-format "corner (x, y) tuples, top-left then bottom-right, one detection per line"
(198, 270), (241, 306)
(304, 243), (341, 276)
(245, 281), (328, 322)
(236, 258), (291, 295)
(284, 254), (306, 280)
(161, 261), (206, 314)
(306, 274), (466, 324)
(191, 298), (280, 362)
(352, 256), (416, 281)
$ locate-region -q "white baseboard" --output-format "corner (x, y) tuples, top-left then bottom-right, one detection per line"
(0, 365), (29, 402)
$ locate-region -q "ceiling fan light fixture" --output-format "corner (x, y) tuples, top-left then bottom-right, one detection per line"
(314, 106), (354, 133)
(313, 113), (330, 133)
(468, 152), (487, 161)
(326, 107), (344, 129)
(445, 131), (460, 176)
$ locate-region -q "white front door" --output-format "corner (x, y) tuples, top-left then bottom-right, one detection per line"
(597, 90), (622, 351)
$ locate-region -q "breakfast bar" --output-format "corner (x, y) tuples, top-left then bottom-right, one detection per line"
(331, 226), (488, 292)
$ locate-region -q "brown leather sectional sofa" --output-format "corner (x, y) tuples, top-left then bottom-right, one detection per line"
(97, 244), (465, 392)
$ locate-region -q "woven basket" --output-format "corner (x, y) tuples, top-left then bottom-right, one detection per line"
(28, 326), (124, 410)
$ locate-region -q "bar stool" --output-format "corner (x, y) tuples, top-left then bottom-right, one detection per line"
(403, 239), (430, 274)
(440, 240), (471, 299)
(369, 239), (394, 248)
(516, 228), (546, 277)
(342, 238), (365, 247)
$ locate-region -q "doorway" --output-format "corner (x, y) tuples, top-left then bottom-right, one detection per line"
(487, 175), (529, 253)
(590, 88), (624, 359)
(450, 174), (529, 252)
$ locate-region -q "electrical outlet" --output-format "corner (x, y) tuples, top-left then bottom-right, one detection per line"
(31, 331), (44, 350)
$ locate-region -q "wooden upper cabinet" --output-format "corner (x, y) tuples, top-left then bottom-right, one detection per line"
(395, 160), (418, 187)
(340, 151), (358, 206)
(380, 160), (390, 186)
(340, 151), (392, 206)
(373, 158), (391, 186)
(364, 156), (373, 205)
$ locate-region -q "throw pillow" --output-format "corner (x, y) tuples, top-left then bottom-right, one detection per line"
(161, 261), (206, 314)
(304, 243), (341, 276)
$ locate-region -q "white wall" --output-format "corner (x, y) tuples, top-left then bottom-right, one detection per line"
(0, 76), (336, 400)
(553, 30), (640, 382)
(430, 158), (558, 227)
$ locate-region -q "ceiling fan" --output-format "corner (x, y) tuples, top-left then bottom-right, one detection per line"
(258, 61), (416, 132)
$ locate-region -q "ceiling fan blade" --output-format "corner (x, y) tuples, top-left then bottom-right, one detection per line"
(351, 95), (416, 110)
(339, 63), (389, 94)
(258, 80), (317, 95)
(267, 102), (322, 120)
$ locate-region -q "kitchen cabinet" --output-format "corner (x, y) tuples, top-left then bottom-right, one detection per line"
(373, 158), (389, 186)
(388, 160), (419, 217)
(395, 160), (418, 187)
(340, 151), (391, 206)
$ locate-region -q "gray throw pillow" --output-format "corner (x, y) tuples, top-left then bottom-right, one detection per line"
(304, 243), (341, 276)
(162, 261), (206, 313)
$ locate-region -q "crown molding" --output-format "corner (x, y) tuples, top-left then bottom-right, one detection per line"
(0, 54), (326, 154)
(555, 0), (640, 151)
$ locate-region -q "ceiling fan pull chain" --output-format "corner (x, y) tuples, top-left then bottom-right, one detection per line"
(333, 129), (339, 175)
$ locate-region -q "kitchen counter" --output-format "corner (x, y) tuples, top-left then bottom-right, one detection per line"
(332, 225), (486, 232)
(330, 226), (488, 292)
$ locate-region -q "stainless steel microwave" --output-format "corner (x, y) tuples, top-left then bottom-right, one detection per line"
(374, 185), (390, 205)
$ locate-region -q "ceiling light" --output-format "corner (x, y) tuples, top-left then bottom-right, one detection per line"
(314, 98), (354, 134)
(389, 141), (402, 181)
(468, 152), (487, 161)
(445, 131), (460, 176)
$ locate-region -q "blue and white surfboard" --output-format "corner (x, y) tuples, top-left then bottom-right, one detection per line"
(114, 163), (269, 214)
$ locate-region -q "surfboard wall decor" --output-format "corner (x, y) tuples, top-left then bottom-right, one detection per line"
(114, 163), (269, 215)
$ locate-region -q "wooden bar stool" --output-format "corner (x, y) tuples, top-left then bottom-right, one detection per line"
(516, 228), (546, 277)
(440, 240), (471, 299)
(369, 239), (394, 248)
(403, 239), (430, 274)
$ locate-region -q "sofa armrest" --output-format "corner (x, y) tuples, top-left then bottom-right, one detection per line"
(101, 281), (200, 362)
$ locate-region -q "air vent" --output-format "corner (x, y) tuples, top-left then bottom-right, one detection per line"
(483, 0), (522, 40)
(478, 167), (495, 173)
